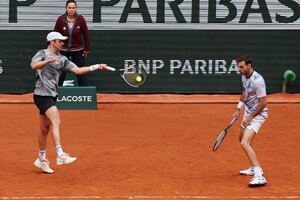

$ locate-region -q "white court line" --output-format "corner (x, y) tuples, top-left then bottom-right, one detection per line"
(1, 196), (300, 199)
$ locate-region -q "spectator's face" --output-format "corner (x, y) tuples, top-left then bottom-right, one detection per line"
(66, 2), (77, 16)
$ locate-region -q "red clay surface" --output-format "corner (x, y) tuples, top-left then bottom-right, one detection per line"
(0, 93), (299, 199)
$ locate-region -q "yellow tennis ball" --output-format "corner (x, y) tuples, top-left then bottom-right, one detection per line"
(136, 75), (142, 82)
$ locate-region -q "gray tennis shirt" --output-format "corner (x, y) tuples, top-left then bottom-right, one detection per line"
(32, 49), (76, 97)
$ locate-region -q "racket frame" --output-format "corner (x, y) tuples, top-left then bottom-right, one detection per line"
(106, 66), (147, 88)
(212, 116), (238, 151)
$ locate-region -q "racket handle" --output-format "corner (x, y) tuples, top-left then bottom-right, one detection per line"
(106, 66), (116, 71)
(230, 116), (237, 125)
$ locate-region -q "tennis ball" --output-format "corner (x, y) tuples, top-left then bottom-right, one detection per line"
(136, 75), (142, 82)
(283, 70), (296, 82)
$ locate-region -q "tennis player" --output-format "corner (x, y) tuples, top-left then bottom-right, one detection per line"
(31, 31), (108, 173)
(233, 55), (268, 187)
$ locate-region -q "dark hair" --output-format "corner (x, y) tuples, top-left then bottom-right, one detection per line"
(236, 55), (252, 66)
(66, 0), (77, 7)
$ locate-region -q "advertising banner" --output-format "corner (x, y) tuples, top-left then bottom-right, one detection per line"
(0, 0), (299, 93)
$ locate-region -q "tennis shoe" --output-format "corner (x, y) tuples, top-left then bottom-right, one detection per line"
(34, 158), (54, 174)
(57, 153), (77, 165)
(239, 167), (263, 176)
(240, 167), (254, 175)
(248, 176), (267, 187)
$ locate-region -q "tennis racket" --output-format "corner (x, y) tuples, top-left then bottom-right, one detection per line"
(106, 66), (147, 87)
(212, 116), (238, 151)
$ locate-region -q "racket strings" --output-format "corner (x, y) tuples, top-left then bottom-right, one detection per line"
(122, 67), (148, 87)
(213, 118), (237, 151)
(213, 131), (226, 151)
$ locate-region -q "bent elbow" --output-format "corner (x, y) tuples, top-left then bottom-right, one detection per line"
(31, 64), (37, 71)
(263, 101), (268, 108)
(264, 99), (268, 106)
(260, 98), (268, 108)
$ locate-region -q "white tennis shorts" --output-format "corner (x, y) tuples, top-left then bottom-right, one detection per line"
(242, 112), (268, 134)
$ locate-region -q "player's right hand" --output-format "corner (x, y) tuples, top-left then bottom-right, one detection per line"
(233, 110), (240, 119)
(99, 64), (108, 70)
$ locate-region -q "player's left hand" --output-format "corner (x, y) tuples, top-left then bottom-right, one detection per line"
(82, 51), (89, 58)
(48, 56), (61, 63)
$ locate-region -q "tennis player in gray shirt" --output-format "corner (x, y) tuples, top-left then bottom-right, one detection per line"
(31, 31), (107, 173)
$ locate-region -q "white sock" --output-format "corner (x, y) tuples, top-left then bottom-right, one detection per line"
(253, 166), (262, 177)
(55, 145), (64, 157)
(39, 150), (46, 161)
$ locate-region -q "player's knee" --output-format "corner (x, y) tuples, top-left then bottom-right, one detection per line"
(240, 140), (250, 149)
(55, 119), (61, 127)
(40, 123), (51, 134)
(40, 127), (49, 135)
(51, 118), (61, 128)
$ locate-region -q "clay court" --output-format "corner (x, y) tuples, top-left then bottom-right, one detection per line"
(0, 93), (300, 199)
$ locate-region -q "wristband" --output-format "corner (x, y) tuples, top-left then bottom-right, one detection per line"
(237, 101), (244, 109)
(89, 64), (99, 71)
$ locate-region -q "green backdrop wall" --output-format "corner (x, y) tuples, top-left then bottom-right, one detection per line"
(0, 0), (299, 94)
(0, 30), (299, 94)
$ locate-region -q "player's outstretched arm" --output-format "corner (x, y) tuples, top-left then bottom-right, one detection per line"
(69, 64), (108, 75)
